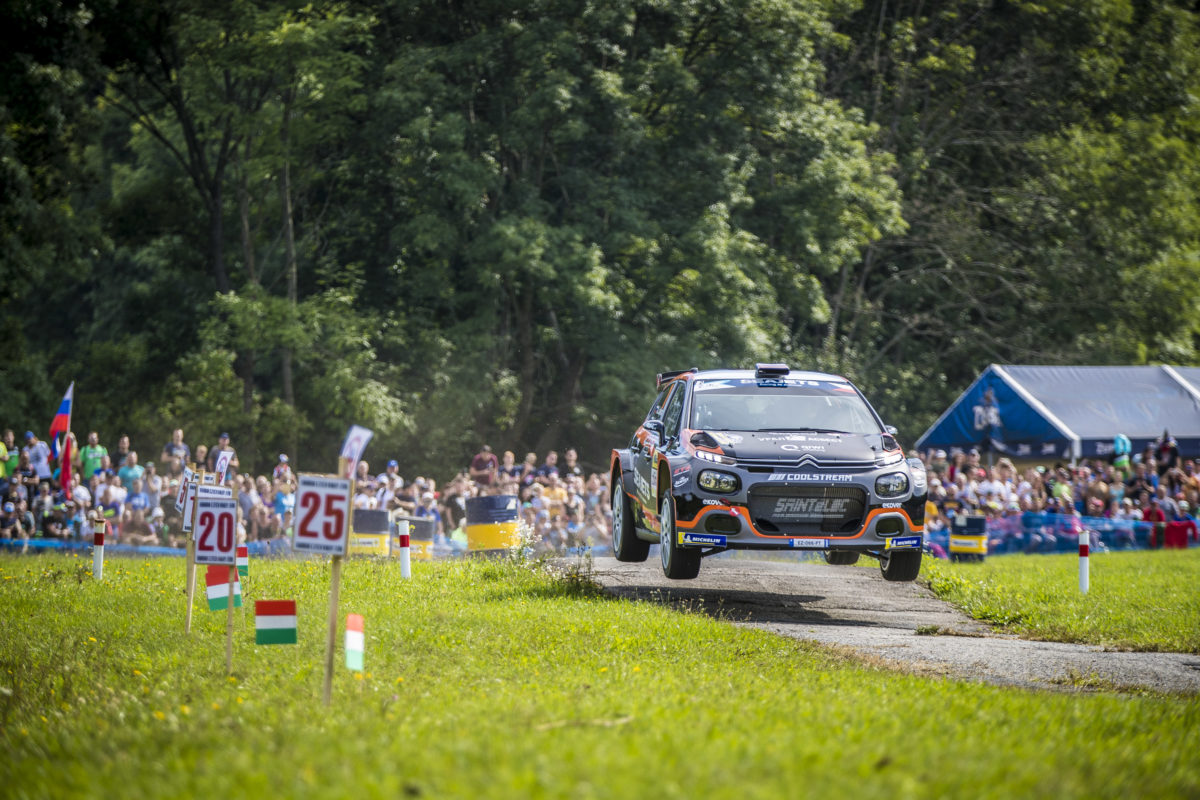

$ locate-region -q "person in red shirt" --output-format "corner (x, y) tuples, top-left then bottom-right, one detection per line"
(1142, 498), (1167, 548)
(469, 445), (499, 487)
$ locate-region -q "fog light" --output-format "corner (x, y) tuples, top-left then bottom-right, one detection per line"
(875, 472), (909, 498)
(698, 470), (740, 493)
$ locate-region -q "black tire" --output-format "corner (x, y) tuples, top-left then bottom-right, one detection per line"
(659, 493), (701, 580)
(611, 479), (649, 562)
(879, 549), (922, 582)
(824, 550), (860, 566)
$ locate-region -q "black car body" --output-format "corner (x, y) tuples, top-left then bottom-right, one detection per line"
(609, 364), (927, 580)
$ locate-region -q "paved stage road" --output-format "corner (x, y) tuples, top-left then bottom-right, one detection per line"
(590, 555), (1200, 694)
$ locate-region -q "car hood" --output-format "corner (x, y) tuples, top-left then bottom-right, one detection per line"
(700, 430), (887, 462)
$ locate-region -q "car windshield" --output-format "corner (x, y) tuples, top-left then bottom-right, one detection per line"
(689, 378), (881, 434)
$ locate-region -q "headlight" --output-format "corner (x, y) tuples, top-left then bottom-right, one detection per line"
(875, 451), (904, 467)
(697, 470), (740, 493)
(875, 472), (909, 498)
(694, 450), (737, 466)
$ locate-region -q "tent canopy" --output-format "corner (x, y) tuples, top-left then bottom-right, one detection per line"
(914, 365), (1200, 461)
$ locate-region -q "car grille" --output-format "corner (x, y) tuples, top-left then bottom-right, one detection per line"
(732, 456), (876, 470)
(748, 485), (867, 535)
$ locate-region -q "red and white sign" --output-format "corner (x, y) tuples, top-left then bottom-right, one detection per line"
(194, 496), (238, 565)
(175, 466), (195, 513)
(339, 425), (374, 479)
(294, 474), (352, 556)
(213, 449), (234, 483)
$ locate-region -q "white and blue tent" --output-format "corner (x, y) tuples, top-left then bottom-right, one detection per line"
(915, 365), (1200, 461)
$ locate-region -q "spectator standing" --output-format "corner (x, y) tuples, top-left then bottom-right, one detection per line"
(414, 492), (443, 535)
(206, 433), (238, 477)
(519, 452), (538, 487)
(78, 431), (108, 481)
(160, 428), (190, 477)
(498, 451), (522, 482)
(117, 451), (146, 491)
(23, 432), (52, 481)
(194, 444), (209, 471)
(469, 445), (499, 487)
(144, 462), (163, 506)
(562, 448), (584, 479)
(2, 429), (18, 477)
(113, 434), (132, 468)
(273, 454), (293, 483)
(535, 451), (560, 486)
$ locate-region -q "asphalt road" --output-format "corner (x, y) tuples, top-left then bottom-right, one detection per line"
(590, 554), (1200, 694)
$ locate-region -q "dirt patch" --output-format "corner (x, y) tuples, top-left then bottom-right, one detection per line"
(590, 555), (1200, 694)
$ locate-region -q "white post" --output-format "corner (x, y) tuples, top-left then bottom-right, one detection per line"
(92, 517), (105, 581)
(398, 520), (411, 580)
(1078, 530), (1089, 594)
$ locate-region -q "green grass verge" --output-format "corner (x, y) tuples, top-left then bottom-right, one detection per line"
(1, 553), (1198, 799)
(923, 549), (1200, 652)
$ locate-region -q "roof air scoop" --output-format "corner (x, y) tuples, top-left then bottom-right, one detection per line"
(755, 363), (790, 379)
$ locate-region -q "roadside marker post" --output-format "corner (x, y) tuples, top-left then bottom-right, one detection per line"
(345, 613), (364, 671)
(91, 516), (105, 581)
(1079, 531), (1090, 594)
(398, 520), (411, 580)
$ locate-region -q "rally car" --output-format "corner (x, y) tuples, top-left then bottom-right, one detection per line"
(610, 364), (927, 580)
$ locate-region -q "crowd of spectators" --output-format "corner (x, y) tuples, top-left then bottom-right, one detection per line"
(0, 426), (614, 554)
(915, 431), (1200, 555)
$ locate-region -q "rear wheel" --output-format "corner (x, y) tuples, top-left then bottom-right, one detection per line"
(824, 550), (860, 566)
(879, 549), (922, 582)
(659, 494), (701, 580)
(612, 479), (649, 562)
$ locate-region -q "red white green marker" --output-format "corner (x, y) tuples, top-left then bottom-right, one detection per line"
(236, 546), (248, 578)
(205, 565), (242, 611)
(345, 614), (364, 671)
(255, 600), (297, 645)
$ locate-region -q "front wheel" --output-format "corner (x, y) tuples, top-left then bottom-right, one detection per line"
(659, 494), (700, 580)
(879, 549), (922, 582)
(612, 480), (649, 562)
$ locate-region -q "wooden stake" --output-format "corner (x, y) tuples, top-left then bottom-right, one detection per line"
(185, 537), (196, 634)
(183, 472), (205, 634)
(226, 565), (235, 674)
(323, 554), (342, 706)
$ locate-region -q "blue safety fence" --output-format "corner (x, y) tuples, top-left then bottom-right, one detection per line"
(926, 512), (1198, 556)
(0, 537), (292, 558)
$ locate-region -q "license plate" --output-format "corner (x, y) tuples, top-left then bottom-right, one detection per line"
(789, 538), (828, 548)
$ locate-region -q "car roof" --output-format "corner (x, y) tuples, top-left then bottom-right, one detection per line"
(671, 368), (852, 385)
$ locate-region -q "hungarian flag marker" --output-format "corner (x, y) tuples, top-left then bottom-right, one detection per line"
(205, 565), (242, 611)
(255, 600), (297, 645)
(236, 546), (249, 578)
(345, 614), (364, 671)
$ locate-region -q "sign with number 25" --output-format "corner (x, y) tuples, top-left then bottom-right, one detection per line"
(294, 474), (352, 556)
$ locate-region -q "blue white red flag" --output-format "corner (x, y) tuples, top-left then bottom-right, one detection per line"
(48, 382), (73, 458)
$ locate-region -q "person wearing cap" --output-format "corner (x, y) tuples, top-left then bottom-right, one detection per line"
(375, 459), (401, 486)
(22, 431), (52, 481)
(206, 432), (238, 476)
(273, 454), (293, 483)
(0, 500), (24, 539)
(413, 491), (443, 536)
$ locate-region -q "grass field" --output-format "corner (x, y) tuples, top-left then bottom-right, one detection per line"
(923, 549), (1200, 652)
(1, 552), (1198, 799)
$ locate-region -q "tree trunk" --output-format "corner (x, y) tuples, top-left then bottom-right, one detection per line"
(279, 87), (299, 458)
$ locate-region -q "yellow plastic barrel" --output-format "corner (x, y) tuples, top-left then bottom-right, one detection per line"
(949, 514), (988, 561)
(396, 515), (437, 560)
(466, 495), (520, 553)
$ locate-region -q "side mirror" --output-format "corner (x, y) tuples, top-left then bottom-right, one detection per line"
(644, 420), (665, 447)
(885, 425), (899, 436)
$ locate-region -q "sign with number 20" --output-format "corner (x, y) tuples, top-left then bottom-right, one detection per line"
(294, 475), (352, 556)
(194, 497), (238, 565)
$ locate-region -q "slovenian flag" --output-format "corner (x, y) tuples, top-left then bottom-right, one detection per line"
(254, 600), (297, 645)
(236, 546), (248, 578)
(205, 565), (242, 610)
(345, 614), (364, 671)
(48, 382), (73, 458)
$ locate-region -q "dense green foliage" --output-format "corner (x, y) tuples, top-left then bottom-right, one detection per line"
(3, 0), (1199, 474)
(924, 548), (1200, 652)
(2, 554), (1198, 798)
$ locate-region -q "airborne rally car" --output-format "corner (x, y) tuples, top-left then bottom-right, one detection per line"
(609, 364), (927, 581)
